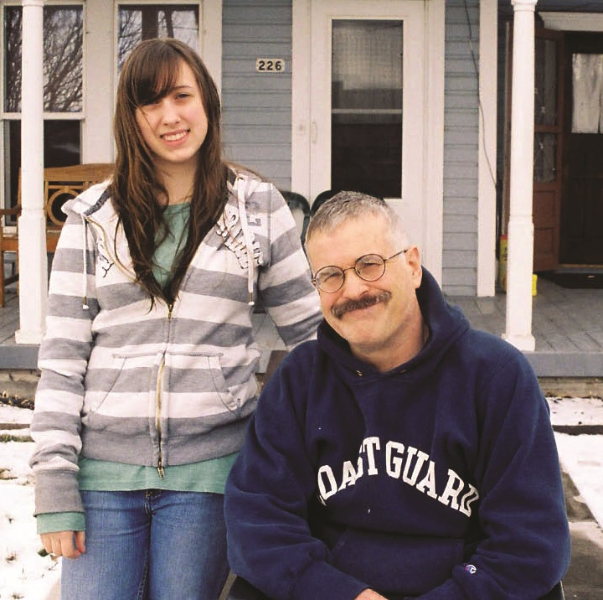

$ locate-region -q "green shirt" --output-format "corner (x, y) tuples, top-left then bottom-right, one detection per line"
(153, 201), (191, 288)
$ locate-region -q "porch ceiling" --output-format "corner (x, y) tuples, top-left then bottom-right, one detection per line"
(504, 0), (603, 12)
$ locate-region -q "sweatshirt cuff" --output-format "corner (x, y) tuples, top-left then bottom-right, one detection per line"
(34, 469), (83, 516)
(290, 560), (369, 600)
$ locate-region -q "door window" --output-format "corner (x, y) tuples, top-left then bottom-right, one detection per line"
(331, 20), (403, 198)
(535, 37), (558, 127)
(571, 53), (603, 133)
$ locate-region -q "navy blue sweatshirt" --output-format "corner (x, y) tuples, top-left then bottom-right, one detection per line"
(225, 269), (570, 600)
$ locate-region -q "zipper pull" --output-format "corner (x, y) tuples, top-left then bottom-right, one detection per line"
(167, 303), (174, 320)
(157, 460), (165, 479)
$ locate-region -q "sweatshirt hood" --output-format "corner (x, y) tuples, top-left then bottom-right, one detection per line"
(317, 268), (470, 378)
(63, 172), (264, 309)
(62, 182), (113, 310)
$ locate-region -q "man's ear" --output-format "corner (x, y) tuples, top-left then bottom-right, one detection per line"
(405, 246), (423, 288)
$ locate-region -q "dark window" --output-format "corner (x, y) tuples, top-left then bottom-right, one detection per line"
(2, 5), (83, 212)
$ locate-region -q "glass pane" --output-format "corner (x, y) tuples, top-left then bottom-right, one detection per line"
(572, 53), (603, 134)
(118, 5), (199, 70)
(3, 6), (83, 113)
(534, 38), (557, 126)
(3, 7), (21, 113)
(533, 133), (557, 183)
(331, 20), (403, 198)
(44, 8), (83, 112)
(4, 120), (81, 213)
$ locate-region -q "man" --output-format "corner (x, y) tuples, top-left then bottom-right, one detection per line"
(225, 192), (570, 600)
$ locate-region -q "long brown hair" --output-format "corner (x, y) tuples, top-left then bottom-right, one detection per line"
(110, 38), (228, 304)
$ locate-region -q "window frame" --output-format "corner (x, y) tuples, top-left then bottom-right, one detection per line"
(113, 1), (219, 96)
(1, 0), (85, 218)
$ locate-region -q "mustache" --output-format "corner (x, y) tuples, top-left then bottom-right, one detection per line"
(331, 291), (392, 319)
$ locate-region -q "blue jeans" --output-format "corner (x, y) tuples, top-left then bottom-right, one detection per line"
(61, 490), (230, 600)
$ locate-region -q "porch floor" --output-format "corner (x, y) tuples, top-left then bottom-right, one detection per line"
(1, 277), (602, 378)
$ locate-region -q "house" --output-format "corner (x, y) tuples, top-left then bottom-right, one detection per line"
(1, 0), (602, 360)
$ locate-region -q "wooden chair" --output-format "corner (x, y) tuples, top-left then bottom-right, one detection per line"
(0, 163), (113, 306)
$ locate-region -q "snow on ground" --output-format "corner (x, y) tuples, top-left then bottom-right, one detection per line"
(1, 397), (602, 600)
(0, 406), (60, 600)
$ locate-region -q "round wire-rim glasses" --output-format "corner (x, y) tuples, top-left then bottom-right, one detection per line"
(312, 249), (408, 293)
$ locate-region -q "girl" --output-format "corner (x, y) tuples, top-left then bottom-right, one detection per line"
(30, 38), (321, 599)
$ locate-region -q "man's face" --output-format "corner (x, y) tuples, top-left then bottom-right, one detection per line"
(306, 214), (424, 369)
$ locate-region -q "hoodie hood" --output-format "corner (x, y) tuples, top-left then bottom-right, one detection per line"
(61, 182), (114, 309)
(62, 171), (264, 308)
(317, 267), (470, 377)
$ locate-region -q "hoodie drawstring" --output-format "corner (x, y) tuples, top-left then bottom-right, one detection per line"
(236, 177), (257, 306)
(81, 216), (90, 310)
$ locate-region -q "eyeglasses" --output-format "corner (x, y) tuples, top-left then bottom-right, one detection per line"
(312, 250), (407, 293)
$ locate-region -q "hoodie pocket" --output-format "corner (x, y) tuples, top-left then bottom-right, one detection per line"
(163, 351), (242, 417)
(82, 350), (159, 422)
(329, 528), (463, 597)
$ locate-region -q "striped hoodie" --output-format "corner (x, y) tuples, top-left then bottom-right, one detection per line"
(30, 170), (322, 516)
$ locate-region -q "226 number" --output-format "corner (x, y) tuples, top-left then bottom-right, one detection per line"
(256, 59), (285, 73)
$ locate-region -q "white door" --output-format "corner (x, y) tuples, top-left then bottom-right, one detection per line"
(309, 0), (426, 249)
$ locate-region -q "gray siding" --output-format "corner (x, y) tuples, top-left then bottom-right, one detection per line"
(442, 0), (480, 295)
(222, 0), (292, 190)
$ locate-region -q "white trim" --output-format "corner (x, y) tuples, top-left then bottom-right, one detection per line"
(423, 0), (445, 284)
(477, 0), (498, 297)
(540, 12), (603, 32)
(291, 0), (312, 199)
(201, 0), (223, 94)
(83, 0), (113, 162)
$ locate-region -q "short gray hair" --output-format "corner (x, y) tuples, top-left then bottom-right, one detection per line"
(305, 191), (408, 248)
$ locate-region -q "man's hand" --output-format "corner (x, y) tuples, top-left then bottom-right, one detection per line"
(354, 590), (388, 600)
(40, 531), (86, 559)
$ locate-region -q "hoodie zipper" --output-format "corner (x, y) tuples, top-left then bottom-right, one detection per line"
(155, 358), (166, 478)
(155, 303), (174, 478)
(86, 211), (179, 476)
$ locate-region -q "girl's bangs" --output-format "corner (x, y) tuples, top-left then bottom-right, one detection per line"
(130, 53), (180, 106)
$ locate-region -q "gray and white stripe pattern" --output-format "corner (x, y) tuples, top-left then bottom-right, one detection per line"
(30, 172), (322, 516)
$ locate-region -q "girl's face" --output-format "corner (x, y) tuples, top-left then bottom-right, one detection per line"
(135, 61), (208, 174)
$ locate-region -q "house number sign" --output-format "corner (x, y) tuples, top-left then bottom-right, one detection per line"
(255, 58), (286, 73)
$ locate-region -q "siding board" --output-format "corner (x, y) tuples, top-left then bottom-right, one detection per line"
(222, 75), (291, 93)
(443, 0), (480, 295)
(223, 92), (291, 109)
(223, 127), (290, 145)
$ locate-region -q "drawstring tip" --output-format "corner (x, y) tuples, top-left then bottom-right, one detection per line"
(248, 293), (255, 306)
(82, 297), (89, 311)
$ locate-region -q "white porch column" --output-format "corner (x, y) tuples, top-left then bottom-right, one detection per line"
(504, 0), (537, 351)
(16, 0), (47, 345)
